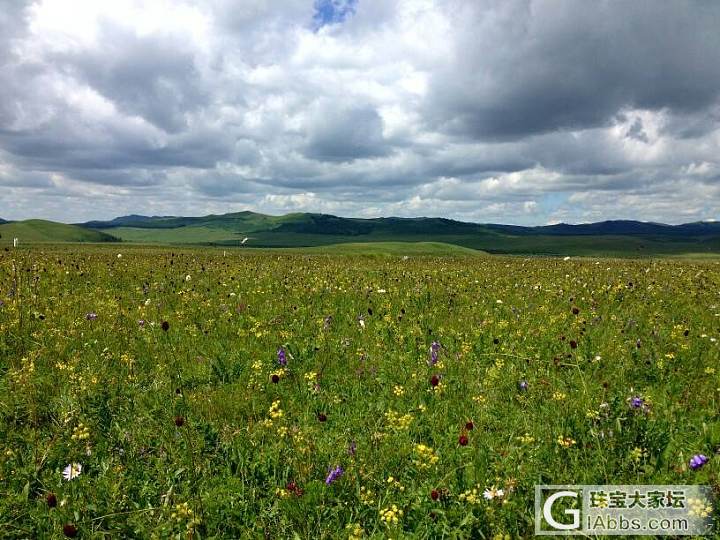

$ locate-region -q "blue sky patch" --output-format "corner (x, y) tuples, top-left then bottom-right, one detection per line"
(313, 0), (358, 30)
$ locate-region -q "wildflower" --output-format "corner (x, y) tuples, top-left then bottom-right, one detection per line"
(689, 497), (713, 518)
(428, 341), (441, 365)
(379, 505), (403, 526)
(690, 454), (709, 470)
(174, 415), (185, 427)
(347, 440), (357, 456)
(569, 340), (578, 349)
(317, 412), (327, 422)
(557, 435), (576, 448)
(430, 374), (440, 387)
(286, 481), (304, 496)
(323, 315), (333, 330)
(62, 463), (82, 481)
(516, 433), (535, 444)
(71, 423), (90, 441)
(85, 312), (97, 321)
(161, 320), (170, 331)
(430, 489), (439, 501)
(413, 443), (439, 469)
(483, 486), (505, 500)
(465, 421), (474, 430)
(630, 396), (643, 408)
(47, 493), (57, 508)
(458, 433), (469, 446)
(518, 380), (529, 391)
(629, 447), (647, 463)
(185, 274), (191, 282)
(346, 523), (364, 540)
(277, 347), (287, 366)
(63, 524), (78, 537)
(271, 374), (280, 383)
(325, 465), (343, 485)
(458, 487), (481, 504)
(359, 486), (375, 504)
(268, 401), (283, 419)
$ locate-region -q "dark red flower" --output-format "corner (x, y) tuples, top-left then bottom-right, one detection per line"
(174, 415), (185, 427)
(47, 493), (57, 508)
(572, 307), (580, 315)
(465, 421), (474, 431)
(430, 375), (440, 387)
(430, 489), (440, 501)
(569, 340), (577, 349)
(63, 524), (78, 538)
(317, 412), (327, 422)
(458, 433), (469, 446)
(161, 320), (170, 332)
(271, 374), (280, 384)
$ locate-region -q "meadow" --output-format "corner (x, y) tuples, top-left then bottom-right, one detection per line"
(2, 245), (720, 538)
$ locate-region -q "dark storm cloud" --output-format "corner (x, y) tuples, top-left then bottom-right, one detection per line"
(304, 104), (390, 162)
(427, 0), (720, 140)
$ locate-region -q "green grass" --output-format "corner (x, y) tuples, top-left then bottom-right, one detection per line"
(110, 226), (244, 244)
(0, 220), (118, 245)
(291, 241), (485, 256)
(2, 245), (720, 537)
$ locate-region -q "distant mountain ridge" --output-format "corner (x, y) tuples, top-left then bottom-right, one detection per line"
(82, 212), (720, 237)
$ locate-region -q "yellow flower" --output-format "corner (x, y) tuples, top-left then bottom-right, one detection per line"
(557, 435), (576, 448)
(379, 505), (404, 526)
(412, 443), (439, 469)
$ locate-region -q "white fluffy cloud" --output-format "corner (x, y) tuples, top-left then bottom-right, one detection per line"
(0, 0), (719, 224)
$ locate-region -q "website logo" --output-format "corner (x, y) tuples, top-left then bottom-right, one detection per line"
(535, 485), (714, 536)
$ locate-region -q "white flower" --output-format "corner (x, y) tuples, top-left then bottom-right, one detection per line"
(63, 462), (82, 481)
(185, 274), (191, 282)
(483, 487), (504, 500)
(117, 253), (122, 258)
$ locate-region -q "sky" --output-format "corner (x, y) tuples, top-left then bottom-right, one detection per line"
(1, 0), (719, 225)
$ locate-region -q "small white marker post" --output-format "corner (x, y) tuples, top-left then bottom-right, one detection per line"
(13, 237), (18, 248)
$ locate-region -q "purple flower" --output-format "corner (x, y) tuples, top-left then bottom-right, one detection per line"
(277, 347), (287, 366)
(138, 319), (145, 327)
(428, 341), (441, 366)
(85, 312), (97, 321)
(630, 396), (644, 409)
(690, 454), (709, 470)
(325, 465), (343, 485)
(518, 380), (529, 391)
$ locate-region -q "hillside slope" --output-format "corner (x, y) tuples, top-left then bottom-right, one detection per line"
(0, 220), (119, 244)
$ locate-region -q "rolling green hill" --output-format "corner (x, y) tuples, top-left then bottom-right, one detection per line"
(78, 211), (720, 256)
(0, 220), (119, 244)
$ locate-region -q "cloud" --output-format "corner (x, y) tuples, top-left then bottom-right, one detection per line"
(304, 103), (390, 162)
(0, 0), (717, 225)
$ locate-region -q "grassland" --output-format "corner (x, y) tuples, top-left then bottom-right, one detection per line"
(0, 221), (118, 245)
(1, 245), (720, 537)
